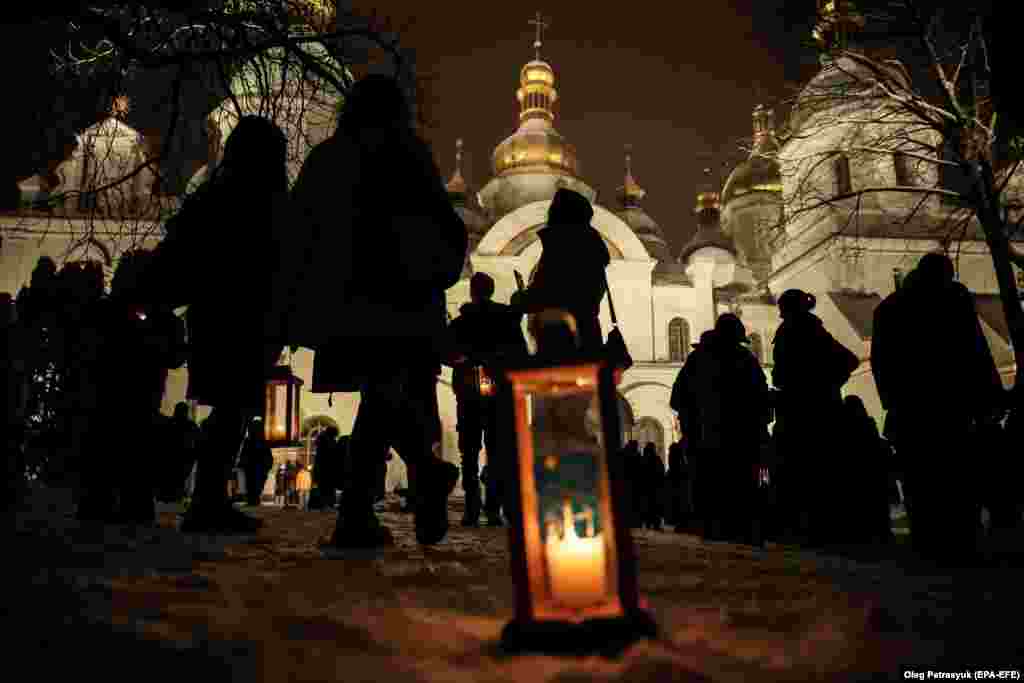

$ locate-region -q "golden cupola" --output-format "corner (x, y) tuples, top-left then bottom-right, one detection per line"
(491, 12), (580, 178)
(478, 13), (595, 221)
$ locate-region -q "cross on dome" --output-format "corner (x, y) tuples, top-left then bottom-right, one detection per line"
(529, 11), (549, 61)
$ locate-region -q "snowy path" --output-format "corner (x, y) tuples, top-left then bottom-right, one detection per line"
(6, 485), (1022, 681)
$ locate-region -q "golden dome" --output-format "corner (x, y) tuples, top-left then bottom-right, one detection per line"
(492, 126), (580, 177)
(722, 105), (782, 205)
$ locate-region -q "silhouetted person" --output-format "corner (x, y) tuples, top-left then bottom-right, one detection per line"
(309, 426), (341, 510)
(287, 75), (465, 547)
(297, 465), (313, 510)
(666, 439), (693, 532)
(450, 272), (528, 526)
(620, 440), (643, 528)
(1, 292), (28, 506)
(511, 188), (611, 353)
(675, 315), (770, 545)
(772, 289), (859, 547)
(872, 253), (1002, 561)
(157, 402), (200, 504)
(642, 443), (665, 531)
(671, 330), (713, 531)
(274, 463), (287, 506)
(239, 420), (274, 506)
(839, 395), (894, 544)
(78, 250), (186, 525)
(139, 115), (288, 534)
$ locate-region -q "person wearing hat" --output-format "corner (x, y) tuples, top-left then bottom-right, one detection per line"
(771, 288), (859, 547)
(671, 314), (770, 544)
(511, 188), (611, 354)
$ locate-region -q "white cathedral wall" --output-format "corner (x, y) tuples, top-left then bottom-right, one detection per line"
(603, 260), (656, 363)
(651, 285), (700, 362)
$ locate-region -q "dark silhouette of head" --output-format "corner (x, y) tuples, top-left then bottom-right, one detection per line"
(547, 188), (593, 227)
(30, 256), (57, 289)
(111, 249), (153, 301)
(81, 261), (105, 301)
(643, 442), (657, 459)
(913, 252), (955, 287)
(714, 312), (749, 345)
(470, 272), (495, 302)
(339, 74), (413, 132)
(216, 115), (288, 193)
(173, 402), (189, 420)
(777, 289), (816, 318)
(626, 440), (640, 453)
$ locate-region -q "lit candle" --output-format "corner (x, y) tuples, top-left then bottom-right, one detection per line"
(545, 498), (607, 609)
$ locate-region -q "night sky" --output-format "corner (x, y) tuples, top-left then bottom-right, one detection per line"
(367, 0), (820, 253)
(3, 1), (823, 254)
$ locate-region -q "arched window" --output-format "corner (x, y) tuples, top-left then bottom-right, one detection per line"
(833, 153), (852, 196)
(749, 332), (764, 363)
(668, 317), (690, 362)
(633, 417), (666, 465)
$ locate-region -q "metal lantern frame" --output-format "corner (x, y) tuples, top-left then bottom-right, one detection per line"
(264, 365), (303, 447)
(496, 352), (657, 655)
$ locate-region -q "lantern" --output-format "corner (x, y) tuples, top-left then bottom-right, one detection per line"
(497, 310), (657, 655)
(263, 365), (303, 446)
(476, 365), (496, 397)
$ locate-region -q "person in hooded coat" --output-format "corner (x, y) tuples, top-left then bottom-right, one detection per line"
(671, 330), (715, 527)
(674, 316), (770, 544)
(450, 271), (527, 526)
(872, 252), (1003, 561)
(239, 419), (274, 507)
(282, 75), (466, 548)
(138, 115), (288, 534)
(771, 289), (859, 547)
(642, 442), (665, 530)
(511, 188), (610, 354)
(839, 395), (895, 544)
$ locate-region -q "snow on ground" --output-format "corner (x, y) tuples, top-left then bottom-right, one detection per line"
(5, 484), (1023, 682)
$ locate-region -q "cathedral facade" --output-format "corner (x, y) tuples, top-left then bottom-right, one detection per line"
(3, 22), (1021, 486)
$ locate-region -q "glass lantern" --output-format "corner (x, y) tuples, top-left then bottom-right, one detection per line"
(264, 365), (303, 447)
(496, 328), (657, 654)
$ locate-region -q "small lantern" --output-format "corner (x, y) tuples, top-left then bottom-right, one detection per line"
(497, 310), (657, 655)
(476, 365), (496, 397)
(264, 365), (303, 447)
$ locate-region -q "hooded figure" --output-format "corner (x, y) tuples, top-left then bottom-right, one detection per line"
(138, 115), (288, 534)
(513, 189), (610, 353)
(674, 315), (770, 544)
(771, 288), (859, 547)
(286, 75), (464, 548)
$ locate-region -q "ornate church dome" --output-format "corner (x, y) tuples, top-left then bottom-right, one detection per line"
(679, 192), (736, 263)
(614, 144), (672, 262)
(721, 105), (782, 205)
(491, 60), (580, 178)
(477, 15), (596, 220)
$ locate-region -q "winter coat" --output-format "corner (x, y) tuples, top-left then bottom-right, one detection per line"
(94, 300), (187, 416)
(518, 221), (610, 352)
(279, 125), (466, 390)
(871, 279), (1001, 440)
(143, 176), (288, 415)
(772, 312), (859, 428)
(450, 299), (527, 393)
(674, 334), (770, 457)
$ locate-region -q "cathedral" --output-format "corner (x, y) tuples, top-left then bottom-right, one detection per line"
(3, 9), (1021, 487)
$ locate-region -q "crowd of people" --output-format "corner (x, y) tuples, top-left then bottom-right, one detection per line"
(2, 73), (1021, 562)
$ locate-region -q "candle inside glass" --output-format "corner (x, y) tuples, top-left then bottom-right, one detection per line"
(545, 498), (607, 609)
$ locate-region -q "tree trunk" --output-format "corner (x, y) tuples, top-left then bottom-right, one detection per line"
(974, 160), (1024, 393)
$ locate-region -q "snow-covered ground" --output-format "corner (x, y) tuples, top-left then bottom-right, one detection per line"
(6, 484), (1023, 682)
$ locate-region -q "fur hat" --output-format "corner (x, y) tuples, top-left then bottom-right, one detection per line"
(714, 313), (750, 344)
